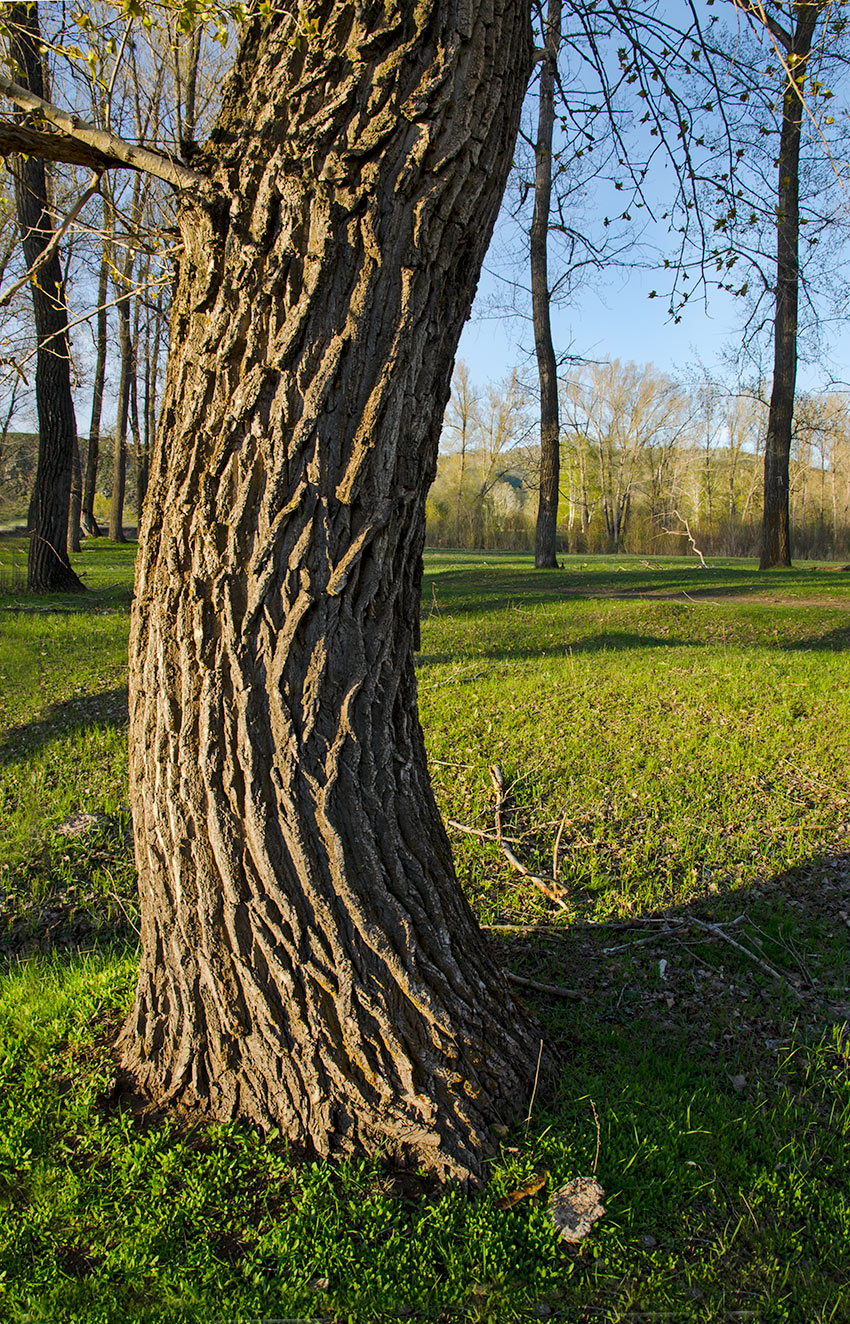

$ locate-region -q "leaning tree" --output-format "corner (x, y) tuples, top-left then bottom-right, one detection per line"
(0, 1), (541, 1181)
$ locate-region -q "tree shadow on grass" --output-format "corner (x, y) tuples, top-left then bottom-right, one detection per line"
(0, 685), (129, 767)
(782, 624), (850, 652)
(417, 632), (704, 669)
(422, 563), (850, 621)
(485, 847), (850, 1306)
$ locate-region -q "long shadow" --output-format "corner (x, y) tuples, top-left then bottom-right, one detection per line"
(0, 685), (129, 767)
(417, 630), (703, 669)
(422, 564), (850, 621)
(783, 624), (850, 652)
(490, 844), (849, 1233)
(0, 585), (134, 615)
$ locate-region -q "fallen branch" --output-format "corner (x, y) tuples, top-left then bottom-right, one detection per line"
(552, 805), (570, 882)
(500, 843), (569, 911)
(689, 917), (804, 997)
(490, 763), (505, 844)
(446, 819), (523, 845)
(506, 971), (583, 1000)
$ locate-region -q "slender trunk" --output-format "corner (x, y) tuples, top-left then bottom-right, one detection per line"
(579, 438), (590, 531)
(532, 0), (561, 569)
(9, 2), (83, 592)
(82, 248), (109, 537)
(121, 2), (539, 1184)
(108, 293), (132, 542)
(760, 7), (819, 568)
(455, 423), (467, 547)
(67, 436), (82, 553)
(130, 279), (144, 530)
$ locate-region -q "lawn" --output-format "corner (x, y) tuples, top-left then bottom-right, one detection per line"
(0, 542), (848, 1322)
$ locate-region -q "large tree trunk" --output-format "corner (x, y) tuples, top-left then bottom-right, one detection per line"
(760, 5), (820, 569)
(9, 2), (83, 592)
(82, 247), (109, 538)
(532, 0), (561, 570)
(121, 2), (539, 1184)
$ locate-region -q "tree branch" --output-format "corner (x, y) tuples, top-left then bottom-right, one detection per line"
(0, 75), (207, 191)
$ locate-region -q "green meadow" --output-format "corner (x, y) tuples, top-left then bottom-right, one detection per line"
(0, 540), (848, 1322)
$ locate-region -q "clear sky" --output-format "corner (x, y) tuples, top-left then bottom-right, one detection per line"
(457, 243), (850, 400)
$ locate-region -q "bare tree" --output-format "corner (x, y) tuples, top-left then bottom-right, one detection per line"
(6, 2), (83, 591)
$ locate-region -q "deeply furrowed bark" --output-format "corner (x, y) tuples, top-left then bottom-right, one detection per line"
(121, 1), (540, 1183)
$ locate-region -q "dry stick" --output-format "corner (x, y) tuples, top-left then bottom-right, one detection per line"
(490, 763), (505, 844)
(589, 1097), (601, 1176)
(552, 805), (570, 882)
(484, 915), (749, 935)
(446, 819), (523, 845)
(689, 917), (804, 997)
(0, 169), (102, 309)
(109, 891), (141, 939)
(507, 971), (583, 1000)
(524, 1038), (545, 1139)
(500, 843), (569, 911)
(602, 930), (680, 954)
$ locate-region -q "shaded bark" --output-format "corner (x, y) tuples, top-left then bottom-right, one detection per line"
(82, 248), (109, 537)
(121, 2), (539, 1183)
(67, 436), (82, 553)
(532, 0), (561, 570)
(8, 2), (83, 592)
(760, 3), (822, 569)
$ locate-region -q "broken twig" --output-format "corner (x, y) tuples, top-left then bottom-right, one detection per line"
(506, 971), (583, 1000)
(689, 917), (804, 997)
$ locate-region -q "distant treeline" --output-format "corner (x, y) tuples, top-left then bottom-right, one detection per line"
(0, 432), (139, 527)
(426, 361), (850, 560)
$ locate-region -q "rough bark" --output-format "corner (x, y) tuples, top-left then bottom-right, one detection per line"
(82, 248), (109, 537)
(760, 3), (821, 569)
(121, 1), (539, 1184)
(532, 0), (561, 570)
(9, 2), (83, 592)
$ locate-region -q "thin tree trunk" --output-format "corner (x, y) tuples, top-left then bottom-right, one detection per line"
(82, 247), (109, 537)
(532, 0), (561, 570)
(121, 2), (539, 1184)
(9, 2), (83, 592)
(67, 436), (82, 553)
(108, 292), (132, 542)
(760, 6), (820, 568)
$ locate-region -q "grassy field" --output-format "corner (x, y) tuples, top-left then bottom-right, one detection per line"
(0, 540), (848, 1322)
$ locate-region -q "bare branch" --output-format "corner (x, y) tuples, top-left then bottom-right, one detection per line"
(0, 169), (102, 309)
(0, 74), (207, 191)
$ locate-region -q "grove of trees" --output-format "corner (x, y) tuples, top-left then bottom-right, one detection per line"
(429, 359), (850, 559)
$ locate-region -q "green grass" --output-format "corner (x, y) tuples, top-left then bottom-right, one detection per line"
(1, 545), (849, 1321)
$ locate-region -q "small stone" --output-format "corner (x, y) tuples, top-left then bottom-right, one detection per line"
(55, 812), (100, 838)
(549, 1177), (606, 1243)
(730, 1074), (747, 1093)
(640, 1234), (658, 1248)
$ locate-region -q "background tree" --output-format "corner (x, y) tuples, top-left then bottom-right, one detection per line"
(6, 1), (83, 591)
(531, 0), (562, 568)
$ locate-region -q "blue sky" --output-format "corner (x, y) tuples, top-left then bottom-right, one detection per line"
(457, 233), (850, 400)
